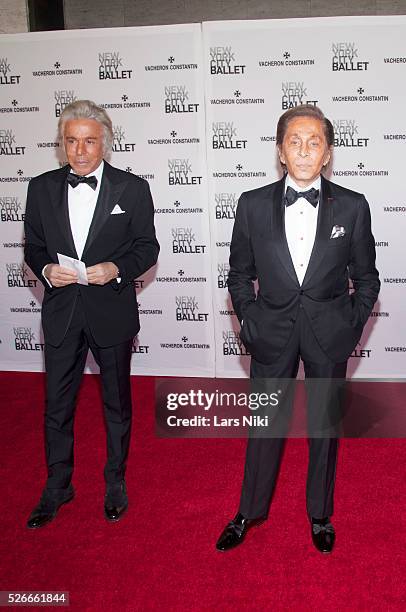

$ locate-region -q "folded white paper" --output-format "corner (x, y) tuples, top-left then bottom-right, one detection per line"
(57, 253), (88, 285)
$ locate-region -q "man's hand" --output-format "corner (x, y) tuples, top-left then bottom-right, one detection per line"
(44, 264), (78, 287)
(86, 262), (119, 285)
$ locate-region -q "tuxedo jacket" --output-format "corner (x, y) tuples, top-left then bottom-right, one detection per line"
(24, 161), (159, 348)
(228, 175), (380, 364)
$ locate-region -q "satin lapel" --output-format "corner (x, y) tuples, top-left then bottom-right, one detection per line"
(81, 166), (128, 258)
(47, 166), (78, 258)
(271, 176), (300, 286)
(302, 176), (334, 287)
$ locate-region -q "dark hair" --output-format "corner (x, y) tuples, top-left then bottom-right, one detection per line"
(276, 105), (334, 147)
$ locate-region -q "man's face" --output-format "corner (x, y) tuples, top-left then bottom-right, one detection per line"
(278, 116), (331, 188)
(63, 119), (105, 175)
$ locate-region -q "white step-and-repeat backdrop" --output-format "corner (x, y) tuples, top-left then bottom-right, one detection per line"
(0, 16), (405, 378)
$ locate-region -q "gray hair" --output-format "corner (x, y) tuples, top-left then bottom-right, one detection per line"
(58, 99), (113, 155)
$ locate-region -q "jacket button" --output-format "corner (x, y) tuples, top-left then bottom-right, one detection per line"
(299, 290), (304, 295)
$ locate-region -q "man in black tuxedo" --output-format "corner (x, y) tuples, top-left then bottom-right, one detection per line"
(216, 105), (380, 553)
(24, 100), (159, 528)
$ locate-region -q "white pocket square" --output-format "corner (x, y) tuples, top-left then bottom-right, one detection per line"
(330, 225), (346, 239)
(111, 204), (126, 215)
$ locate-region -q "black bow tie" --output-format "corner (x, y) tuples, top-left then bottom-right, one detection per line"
(67, 173), (98, 190)
(285, 186), (319, 208)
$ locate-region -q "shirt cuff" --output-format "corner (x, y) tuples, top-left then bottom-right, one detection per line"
(42, 264), (52, 288)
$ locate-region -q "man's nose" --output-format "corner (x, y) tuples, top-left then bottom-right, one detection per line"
(299, 143), (309, 157)
(76, 140), (85, 155)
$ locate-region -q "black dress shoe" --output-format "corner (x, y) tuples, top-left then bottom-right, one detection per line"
(27, 485), (74, 529)
(104, 480), (128, 522)
(311, 517), (336, 554)
(216, 512), (265, 551)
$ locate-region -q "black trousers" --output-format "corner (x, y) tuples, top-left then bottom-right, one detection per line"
(43, 297), (133, 489)
(239, 306), (347, 520)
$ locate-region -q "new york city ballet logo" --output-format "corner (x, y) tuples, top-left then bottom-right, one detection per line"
(332, 43), (369, 71)
(281, 82), (318, 110)
(0, 196), (24, 222)
(215, 192), (237, 219)
(0, 129), (26, 156)
(98, 52), (132, 80)
(168, 159), (202, 185)
(164, 85), (199, 114)
(209, 46), (246, 75)
(175, 296), (209, 322)
(0, 58), (21, 85)
(13, 327), (44, 352)
(217, 263), (230, 288)
(6, 263), (37, 288)
(212, 122), (247, 150)
(171, 227), (206, 254)
(333, 119), (369, 148)
(132, 338), (150, 354)
(54, 90), (76, 117)
(112, 126), (136, 152)
(351, 342), (371, 358)
(223, 330), (250, 356)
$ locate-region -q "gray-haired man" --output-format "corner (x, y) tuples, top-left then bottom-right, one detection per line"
(25, 100), (159, 528)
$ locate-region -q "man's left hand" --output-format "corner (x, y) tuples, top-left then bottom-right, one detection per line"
(86, 262), (119, 285)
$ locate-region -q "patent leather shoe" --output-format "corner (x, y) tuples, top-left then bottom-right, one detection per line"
(311, 517), (335, 554)
(27, 485), (74, 529)
(104, 480), (128, 522)
(216, 512), (265, 551)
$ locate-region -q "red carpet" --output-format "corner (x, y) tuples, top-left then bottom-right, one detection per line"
(1, 372), (405, 611)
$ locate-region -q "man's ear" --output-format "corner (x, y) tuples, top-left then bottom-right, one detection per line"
(323, 147), (332, 167)
(277, 146), (285, 165)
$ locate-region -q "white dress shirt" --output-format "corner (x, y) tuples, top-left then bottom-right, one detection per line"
(42, 162), (104, 287)
(68, 160), (104, 259)
(284, 174), (321, 285)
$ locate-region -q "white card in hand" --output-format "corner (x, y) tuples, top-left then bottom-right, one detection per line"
(57, 253), (88, 285)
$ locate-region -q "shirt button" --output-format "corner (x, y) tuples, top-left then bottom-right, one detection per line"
(300, 237), (303, 240)
(300, 263), (304, 267)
